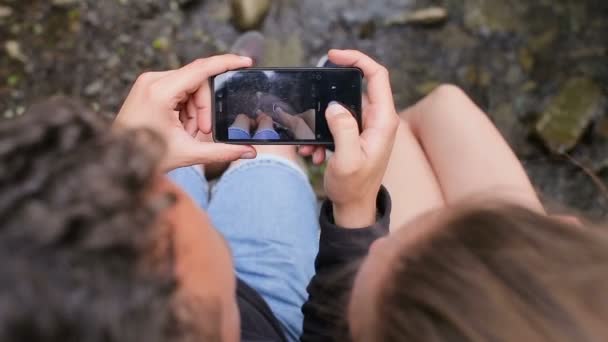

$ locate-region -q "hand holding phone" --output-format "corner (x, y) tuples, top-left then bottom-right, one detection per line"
(212, 67), (362, 145)
(115, 55), (258, 171)
(321, 50), (400, 228)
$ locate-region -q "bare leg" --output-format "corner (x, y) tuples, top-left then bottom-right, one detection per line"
(230, 113), (253, 132)
(382, 119), (445, 231)
(403, 84), (543, 211)
(254, 112), (275, 134)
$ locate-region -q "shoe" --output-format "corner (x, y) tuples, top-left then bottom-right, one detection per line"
(230, 31), (265, 65)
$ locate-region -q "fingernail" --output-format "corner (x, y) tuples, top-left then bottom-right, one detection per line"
(240, 56), (253, 63)
(241, 151), (256, 159)
(326, 101), (344, 116)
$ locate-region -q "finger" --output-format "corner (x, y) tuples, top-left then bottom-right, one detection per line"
(362, 92), (370, 110)
(197, 80), (212, 134)
(185, 141), (257, 164)
(328, 49), (394, 109)
(185, 99), (199, 136)
(157, 54), (253, 106)
(326, 102), (362, 169)
(553, 215), (583, 227)
(298, 145), (315, 156)
(312, 147), (326, 165)
(329, 49), (397, 132)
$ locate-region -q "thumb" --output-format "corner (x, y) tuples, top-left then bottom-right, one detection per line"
(326, 101), (362, 169)
(184, 140), (257, 164)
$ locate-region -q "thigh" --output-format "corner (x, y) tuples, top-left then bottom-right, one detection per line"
(166, 166), (209, 210)
(407, 85), (543, 211)
(383, 119), (445, 231)
(208, 155), (319, 341)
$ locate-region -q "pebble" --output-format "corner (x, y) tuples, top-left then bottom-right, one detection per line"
(536, 77), (603, 153)
(152, 37), (170, 51)
(463, 0), (517, 35)
(231, 0), (271, 31)
(385, 7), (448, 26)
(106, 55), (120, 68)
(5, 40), (27, 63)
(0, 5), (13, 18)
(84, 80), (104, 96)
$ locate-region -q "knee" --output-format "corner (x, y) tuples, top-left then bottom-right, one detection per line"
(423, 84), (481, 119)
(429, 84), (469, 104)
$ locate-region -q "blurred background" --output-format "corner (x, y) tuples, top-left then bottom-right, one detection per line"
(0, 0), (607, 216)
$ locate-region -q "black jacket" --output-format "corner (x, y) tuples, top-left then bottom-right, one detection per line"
(238, 187), (391, 341)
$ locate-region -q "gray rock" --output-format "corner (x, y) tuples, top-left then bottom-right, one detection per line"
(84, 80), (104, 96)
(5, 40), (27, 63)
(384, 7), (448, 26)
(106, 55), (120, 68)
(463, 0), (519, 35)
(0, 5), (13, 19)
(231, 0), (271, 31)
(536, 78), (603, 153)
(261, 34), (303, 67)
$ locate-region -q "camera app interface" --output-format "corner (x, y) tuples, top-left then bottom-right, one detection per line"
(214, 69), (360, 142)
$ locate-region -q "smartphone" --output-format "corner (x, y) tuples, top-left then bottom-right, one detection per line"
(212, 68), (362, 145)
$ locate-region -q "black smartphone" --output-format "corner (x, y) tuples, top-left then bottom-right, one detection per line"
(212, 68), (362, 145)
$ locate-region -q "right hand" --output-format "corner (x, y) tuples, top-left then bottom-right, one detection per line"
(322, 50), (399, 228)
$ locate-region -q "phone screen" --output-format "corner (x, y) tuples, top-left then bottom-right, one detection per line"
(212, 68), (362, 144)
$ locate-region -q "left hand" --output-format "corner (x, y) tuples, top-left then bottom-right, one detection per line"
(115, 54), (257, 171)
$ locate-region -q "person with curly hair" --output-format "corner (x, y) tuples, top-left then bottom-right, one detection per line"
(4, 48), (607, 342)
(0, 50), (400, 342)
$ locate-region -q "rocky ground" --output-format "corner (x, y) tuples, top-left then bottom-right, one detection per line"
(1, 0), (607, 216)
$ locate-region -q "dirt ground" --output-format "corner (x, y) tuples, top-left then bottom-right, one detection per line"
(1, 0), (607, 216)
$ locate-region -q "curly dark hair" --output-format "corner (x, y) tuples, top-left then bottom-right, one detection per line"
(0, 97), (217, 341)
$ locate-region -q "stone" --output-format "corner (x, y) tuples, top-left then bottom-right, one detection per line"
(84, 80), (104, 96)
(596, 115), (608, 140)
(518, 48), (534, 73)
(527, 29), (558, 53)
(522, 81), (537, 92)
(261, 34), (303, 67)
(6, 74), (20, 87)
(359, 20), (376, 39)
(536, 78), (603, 153)
(385, 7), (448, 26)
(106, 55), (120, 68)
(5, 40), (27, 63)
(0, 5), (13, 18)
(231, 0), (271, 31)
(463, 0), (519, 35)
(490, 103), (521, 148)
(152, 37), (170, 51)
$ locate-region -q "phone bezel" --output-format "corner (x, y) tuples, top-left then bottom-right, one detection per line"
(211, 67), (363, 145)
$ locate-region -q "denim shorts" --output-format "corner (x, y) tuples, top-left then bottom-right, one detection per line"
(167, 155), (319, 341)
(228, 127), (281, 140)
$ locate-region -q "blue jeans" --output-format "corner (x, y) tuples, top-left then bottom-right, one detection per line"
(167, 155), (319, 341)
(228, 126), (281, 140)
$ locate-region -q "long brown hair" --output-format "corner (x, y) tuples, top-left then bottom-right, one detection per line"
(372, 205), (608, 342)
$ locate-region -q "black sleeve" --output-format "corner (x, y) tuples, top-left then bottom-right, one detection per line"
(300, 186), (391, 342)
